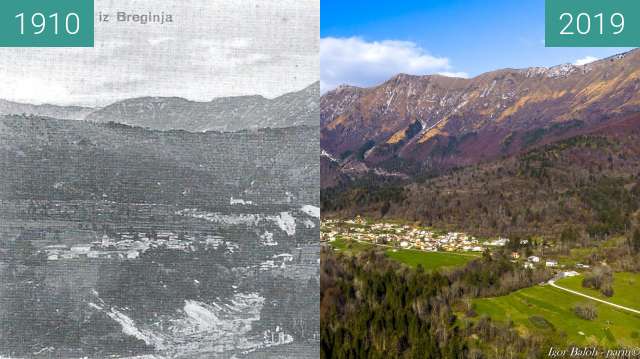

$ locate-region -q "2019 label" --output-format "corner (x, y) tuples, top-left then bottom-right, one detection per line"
(559, 12), (624, 36)
(546, 0), (640, 47)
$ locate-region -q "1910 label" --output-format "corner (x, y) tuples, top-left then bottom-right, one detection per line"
(0, 0), (93, 47)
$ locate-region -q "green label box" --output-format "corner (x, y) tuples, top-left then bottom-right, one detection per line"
(0, 0), (94, 47)
(546, 0), (640, 47)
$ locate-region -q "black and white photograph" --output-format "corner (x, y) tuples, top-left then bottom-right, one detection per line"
(0, 0), (320, 358)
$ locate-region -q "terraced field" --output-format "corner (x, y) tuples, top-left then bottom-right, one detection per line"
(474, 284), (640, 347)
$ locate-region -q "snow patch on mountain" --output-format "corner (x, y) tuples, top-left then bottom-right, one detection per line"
(88, 302), (167, 350)
(269, 212), (296, 236)
(301, 205), (320, 218)
(321, 149), (339, 163)
(176, 208), (299, 236)
(90, 292), (274, 357)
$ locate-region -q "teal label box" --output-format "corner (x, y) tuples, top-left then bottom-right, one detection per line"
(546, 0), (640, 47)
(0, 0), (94, 47)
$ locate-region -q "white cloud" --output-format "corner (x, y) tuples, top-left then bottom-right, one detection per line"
(574, 56), (599, 66)
(437, 71), (469, 78)
(0, 76), (73, 105)
(0, 0), (319, 107)
(321, 37), (465, 92)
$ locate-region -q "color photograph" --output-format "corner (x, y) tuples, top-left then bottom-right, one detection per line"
(0, 1), (319, 358)
(320, 1), (640, 357)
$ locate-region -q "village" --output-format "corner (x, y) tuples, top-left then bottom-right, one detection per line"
(321, 217), (579, 270)
(37, 230), (305, 274)
(40, 231), (233, 262)
(322, 217), (499, 252)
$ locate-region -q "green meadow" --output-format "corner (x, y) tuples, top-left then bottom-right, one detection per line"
(328, 237), (374, 253)
(329, 238), (476, 270)
(556, 272), (640, 312)
(473, 284), (640, 347)
(385, 248), (477, 270)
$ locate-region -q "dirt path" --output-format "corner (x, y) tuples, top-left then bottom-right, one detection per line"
(548, 280), (640, 315)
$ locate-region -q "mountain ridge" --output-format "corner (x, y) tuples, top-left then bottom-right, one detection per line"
(86, 82), (320, 132)
(0, 115), (318, 206)
(0, 82), (319, 132)
(321, 49), (640, 186)
(0, 99), (95, 121)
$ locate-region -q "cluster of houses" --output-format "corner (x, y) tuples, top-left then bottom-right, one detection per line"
(517, 254), (558, 269)
(511, 253), (591, 270)
(511, 252), (591, 269)
(322, 218), (591, 273)
(41, 231), (234, 261)
(259, 253), (295, 271)
(321, 217), (510, 253)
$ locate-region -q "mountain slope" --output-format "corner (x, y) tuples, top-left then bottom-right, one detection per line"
(322, 113), (640, 238)
(0, 99), (94, 120)
(86, 82), (320, 132)
(321, 49), (640, 183)
(0, 116), (319, 206)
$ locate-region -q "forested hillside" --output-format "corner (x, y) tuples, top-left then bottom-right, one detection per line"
(321, 248), (554, 358)
(0, 116), (319, 206)
(323, 115), (640, 240)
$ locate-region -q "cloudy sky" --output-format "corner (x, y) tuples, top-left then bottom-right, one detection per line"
(0, 0), (318, 106)
(321, 0), (633, 93)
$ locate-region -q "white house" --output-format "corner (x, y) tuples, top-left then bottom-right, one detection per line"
(71, 244), (92, 254)
(273, 253), (294, 262)
(488, 238), (509, 246)
(545, 260), (558, 267)
(61, 253), (78, 260)
(558, 271), (579, 278)
(528, 256), (541, 263)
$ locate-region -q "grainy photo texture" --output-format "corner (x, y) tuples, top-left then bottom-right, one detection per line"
(0, 1), (320, 358)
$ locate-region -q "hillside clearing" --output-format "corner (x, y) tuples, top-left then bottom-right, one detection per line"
(474, 284), (640, 347)
(328, 238), (476, 270)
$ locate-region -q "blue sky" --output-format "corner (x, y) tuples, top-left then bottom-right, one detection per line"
(320, 0), (632, 91)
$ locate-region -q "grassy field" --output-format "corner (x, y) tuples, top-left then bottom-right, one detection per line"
(555, 237), (625, 268)
(474, 284), (640, 347)
(328, 237), (374, 253)
(556, 272), (640, 311)
(329, 238), (476, 270)
(385, 249), (476, 270)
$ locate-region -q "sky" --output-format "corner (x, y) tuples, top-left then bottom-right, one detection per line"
(0, 0), (319, 107)
(321, 0), (633, 92)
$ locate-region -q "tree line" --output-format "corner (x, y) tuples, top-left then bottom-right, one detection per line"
(321, 247), (553, 358)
